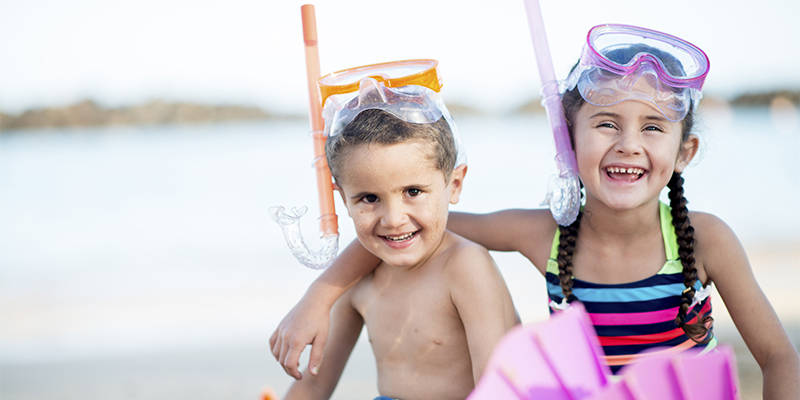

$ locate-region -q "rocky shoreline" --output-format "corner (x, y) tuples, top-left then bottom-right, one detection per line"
(1, 89), (797, 131)
(0, 100), (284, 131)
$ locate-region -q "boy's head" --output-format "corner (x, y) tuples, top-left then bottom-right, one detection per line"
(318, 60), (467, 269)
(327, 108), (466, 269)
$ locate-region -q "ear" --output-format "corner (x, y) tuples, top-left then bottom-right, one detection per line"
(448, 164), (468, 205)
(675, 134), (699, 173)
(334, 182), (353, 218)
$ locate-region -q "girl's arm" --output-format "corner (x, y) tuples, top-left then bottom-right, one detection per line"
(283, 289), (364, 400)
(693, 212), (799, 400)
(272, 207), (555, 379)
(270, 239), (380, 379)
(448, 209), (556, 274)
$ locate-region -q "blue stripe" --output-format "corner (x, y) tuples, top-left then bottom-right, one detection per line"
(547, 281), (688, 302)
(546, 274), (704, 303)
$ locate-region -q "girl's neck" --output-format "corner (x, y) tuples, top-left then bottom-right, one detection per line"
(572, 198), (667, 283)
(581, 198), (662, 238)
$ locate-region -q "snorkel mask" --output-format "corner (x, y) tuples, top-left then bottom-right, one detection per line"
(564, 24), (710, 122)
(319, 59), (466, 166)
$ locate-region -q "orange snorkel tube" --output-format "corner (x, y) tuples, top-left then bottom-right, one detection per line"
(301, 4), (338, 238)
(269, 4), (339, 270)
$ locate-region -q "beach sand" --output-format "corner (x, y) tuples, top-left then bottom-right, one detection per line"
(2, 241), (798, 400)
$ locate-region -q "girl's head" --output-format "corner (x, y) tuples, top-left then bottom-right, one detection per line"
(562, 43), (696, 147)
(561, 40), (701, 211)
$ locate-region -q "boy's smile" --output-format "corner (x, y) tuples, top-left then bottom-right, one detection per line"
(336, 140), (464, 270)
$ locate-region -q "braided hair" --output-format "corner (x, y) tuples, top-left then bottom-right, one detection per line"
(558, 75), (712, 343)
(668, 172), (713, 342)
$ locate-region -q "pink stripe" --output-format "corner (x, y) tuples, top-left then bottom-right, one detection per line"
(589, 300), (712, 326)
(589, 307), (679, 326)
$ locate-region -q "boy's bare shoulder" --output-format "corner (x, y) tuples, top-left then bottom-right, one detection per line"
(438, 231), (499, 277)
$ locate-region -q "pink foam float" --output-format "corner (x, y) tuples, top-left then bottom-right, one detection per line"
(468, 302), (740, 400)
(589, 347), (740, 400)
(468, 303), (609, 400)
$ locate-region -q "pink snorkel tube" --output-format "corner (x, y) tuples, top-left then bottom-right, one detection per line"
(523, 0), (581, 226)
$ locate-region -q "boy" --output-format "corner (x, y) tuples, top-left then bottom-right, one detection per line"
(281, 63), (517, 400)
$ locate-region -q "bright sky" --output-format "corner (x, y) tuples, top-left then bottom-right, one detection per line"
(2, 0), (799, 115)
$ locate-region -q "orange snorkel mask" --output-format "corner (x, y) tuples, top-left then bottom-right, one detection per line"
(319, 59), (466, 167)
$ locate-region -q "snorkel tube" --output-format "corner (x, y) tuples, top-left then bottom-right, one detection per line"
(269, 4), (339, 270)
(523, 0), (581, 226)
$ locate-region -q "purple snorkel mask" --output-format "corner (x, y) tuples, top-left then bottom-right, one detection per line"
(564, 24), (710, 122)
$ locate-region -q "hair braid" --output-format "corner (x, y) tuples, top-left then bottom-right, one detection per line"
(556, 212), (582, 303)
(668, 172), (712, 343)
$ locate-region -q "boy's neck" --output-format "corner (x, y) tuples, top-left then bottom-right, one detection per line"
(409, 231), (447, 271)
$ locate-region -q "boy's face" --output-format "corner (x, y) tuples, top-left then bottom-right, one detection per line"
(336, 140), (466, 270)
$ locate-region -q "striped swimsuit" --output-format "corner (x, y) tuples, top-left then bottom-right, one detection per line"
(545, 202), (717, 373)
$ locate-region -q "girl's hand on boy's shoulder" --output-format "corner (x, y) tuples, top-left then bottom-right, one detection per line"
(270, 295), (330, 380)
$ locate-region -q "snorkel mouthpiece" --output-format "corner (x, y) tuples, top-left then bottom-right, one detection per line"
(269, 206), (339, 270)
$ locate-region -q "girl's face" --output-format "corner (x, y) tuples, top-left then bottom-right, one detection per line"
(336, 140), (465, 270)
(572, 99), (698, 212)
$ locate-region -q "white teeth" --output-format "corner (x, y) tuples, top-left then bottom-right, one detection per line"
(385, 232), (415, 241)
(606, 166), (644, 175)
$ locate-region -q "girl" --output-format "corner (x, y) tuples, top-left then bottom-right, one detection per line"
(271, 25), (799, 398)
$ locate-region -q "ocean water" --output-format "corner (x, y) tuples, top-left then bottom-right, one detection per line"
(1, 109), (798, 365)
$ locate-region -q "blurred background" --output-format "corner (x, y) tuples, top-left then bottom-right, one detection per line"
(1, 1), (798, 399)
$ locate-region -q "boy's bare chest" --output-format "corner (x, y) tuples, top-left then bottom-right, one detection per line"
(350, 274), (468, 363)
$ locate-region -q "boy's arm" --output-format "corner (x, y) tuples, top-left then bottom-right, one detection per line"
(694, 213), (799, 400)
(446, 242), (518, 382)
(283, 289), (364, 400)
(270, 239), (380, 379)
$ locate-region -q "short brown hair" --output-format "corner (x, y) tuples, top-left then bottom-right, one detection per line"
(325, 109), (456, 184)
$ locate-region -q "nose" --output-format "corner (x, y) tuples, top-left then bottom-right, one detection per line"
(380, 199), (408, 229)
(614, 128), (643, 156)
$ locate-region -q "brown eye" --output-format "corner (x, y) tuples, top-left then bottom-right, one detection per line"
(644, 125), (664, 132)
(408, 189), (422, 197)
